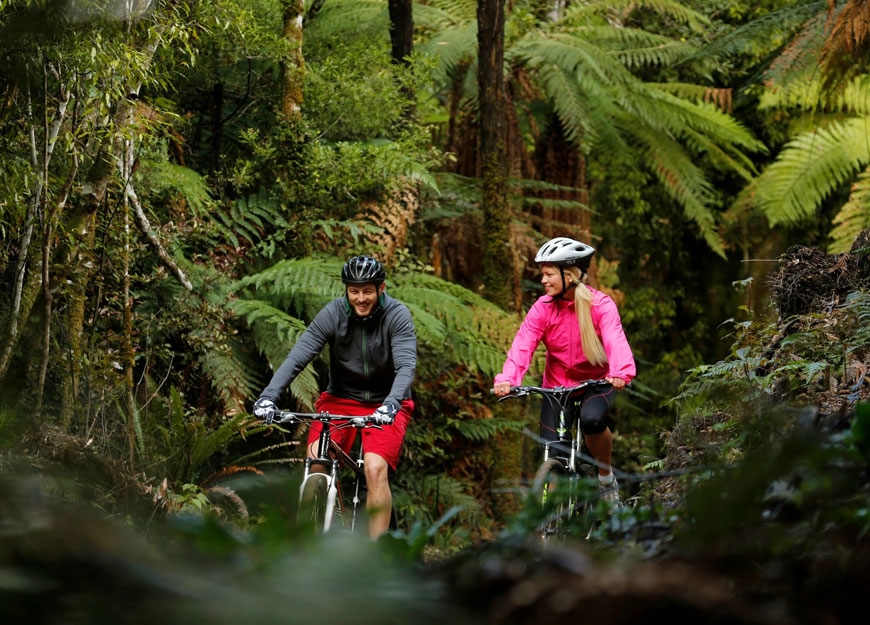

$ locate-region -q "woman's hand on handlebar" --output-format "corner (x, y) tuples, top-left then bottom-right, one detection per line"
(492, 382), (512, 397)
(605, 376), (626, 390)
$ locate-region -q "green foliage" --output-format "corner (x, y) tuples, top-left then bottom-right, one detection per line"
(204, 190), (287, 251)
(735, 112), (870, 231)
(415, 0), (765, 257)
(0, 405), (27, 447)
(378, 504), (466, 564)
(133, 385), (259, 485)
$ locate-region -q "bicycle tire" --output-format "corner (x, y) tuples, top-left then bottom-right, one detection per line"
(298, 473), (331, 533)
(531, 458), (577, 542)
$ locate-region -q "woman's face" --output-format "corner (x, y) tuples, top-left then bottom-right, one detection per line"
(539, 264), (566, 296)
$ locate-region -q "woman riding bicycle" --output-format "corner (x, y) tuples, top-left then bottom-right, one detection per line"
(492, 237), (636, 503)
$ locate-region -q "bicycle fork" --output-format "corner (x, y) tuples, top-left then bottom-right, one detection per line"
(300, 457), (340, 531)
(541, 407), (581, 510)
(348, 444), (366, 533)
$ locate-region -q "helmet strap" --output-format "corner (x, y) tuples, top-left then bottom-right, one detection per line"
(555, 267), (579, 299)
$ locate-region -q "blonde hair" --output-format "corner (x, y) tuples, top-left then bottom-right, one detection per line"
(563, 266), (608, 367)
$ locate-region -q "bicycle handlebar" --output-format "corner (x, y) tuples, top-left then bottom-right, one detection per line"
(492, 379), (611, 401)
(264, 410), (382, 428)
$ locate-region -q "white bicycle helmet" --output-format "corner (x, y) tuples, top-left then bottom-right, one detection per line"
(534, 237), (595, 270)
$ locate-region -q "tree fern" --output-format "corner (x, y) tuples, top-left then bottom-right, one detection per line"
(685, 1), (827, 67)
(450, 415), (522, 443)
(204, 190), (286, 250)
(829, 169), (870, 253)
(507, 29), (763, 255)
(189, 413), (259, 482)
(230, 256), (518, 403)
(737, 117), (870, 227)
(227, 298), (321, 408)
(415, 18), (478, 86)
(304, 0), (390, 33)
(563, 0), (711, 33)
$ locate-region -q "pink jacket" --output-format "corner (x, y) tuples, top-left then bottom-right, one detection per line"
(495, 289), (636, 388)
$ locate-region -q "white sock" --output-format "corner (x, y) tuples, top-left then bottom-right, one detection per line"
(599, 472), (615, 486)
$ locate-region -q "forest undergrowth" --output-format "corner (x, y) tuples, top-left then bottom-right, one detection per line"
(2, 241), (870, 625)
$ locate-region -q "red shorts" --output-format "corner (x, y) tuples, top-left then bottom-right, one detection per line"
(307, 392), (413, 471)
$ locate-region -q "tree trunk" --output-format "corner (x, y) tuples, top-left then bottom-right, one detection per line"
(533, 113), (590, 238)
(280, 0), (305, 122)
(477, 0), (515, 310)
(388, 0), (413, 66)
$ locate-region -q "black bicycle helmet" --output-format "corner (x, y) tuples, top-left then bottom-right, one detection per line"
(341, 255), (386, 285)
(534, 237), (595, 271)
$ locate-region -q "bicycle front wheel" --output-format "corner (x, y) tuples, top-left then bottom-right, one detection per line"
(298, 474), (332, 533)
(531, 458), (576, 542)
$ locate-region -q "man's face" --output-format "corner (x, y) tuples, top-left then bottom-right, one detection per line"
(346, 283), (384, 317)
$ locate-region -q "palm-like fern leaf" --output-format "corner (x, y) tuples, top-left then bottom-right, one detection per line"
(304, 0), (389, 33)
(232, 257), (345, 318)
(685, 0), (827, 66)
(393, 273), (519, 376)
(204, 190), (285, 249)
(629, 121), (723, 255)
(563, 0), (711, 33)
(227, 298), (321, 407)
(140, 158), (213, 215)
(192, 333), (263, 413)
(829, 168), (870, 253)
(738, 117), (870, 227)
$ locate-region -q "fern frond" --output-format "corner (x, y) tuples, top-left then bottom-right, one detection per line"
(832, 74), (870, 115)
(393, 273), (519, 376)
(629, 122), (724, 256)
(829, 168), (870, 253)
(193, 334), (263, 413)
(204, 190), (285, 249)
(846, 291), (870, 346)
(189, 413), (256, 480)
(139, 158), (214, 216)
(741, 117), (870, 226)
(451, 416), (522, 442)
(564, 0), (711, 32)
(231, 439), (301, 466)
(416, 20), (478, 85)
(416, 0), (477, 25)
(304, 0), (389, 34)
(231, 257), (345, 315)
(763, 10), (828, 87)
(226, 298), (321, 407)
(558, 25), (698, 69)
(685, 1), (826, 63)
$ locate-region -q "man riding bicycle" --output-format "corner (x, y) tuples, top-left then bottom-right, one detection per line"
(254, 255), (417, 538)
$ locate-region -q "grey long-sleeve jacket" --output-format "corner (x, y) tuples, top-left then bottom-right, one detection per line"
(259, 293), (416, 407)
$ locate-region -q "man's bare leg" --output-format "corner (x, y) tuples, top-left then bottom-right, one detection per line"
(364, 452), (392, 539)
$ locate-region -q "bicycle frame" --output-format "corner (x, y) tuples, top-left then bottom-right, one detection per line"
(273, 410), (377, 534)
(497, 379), (611, 539)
